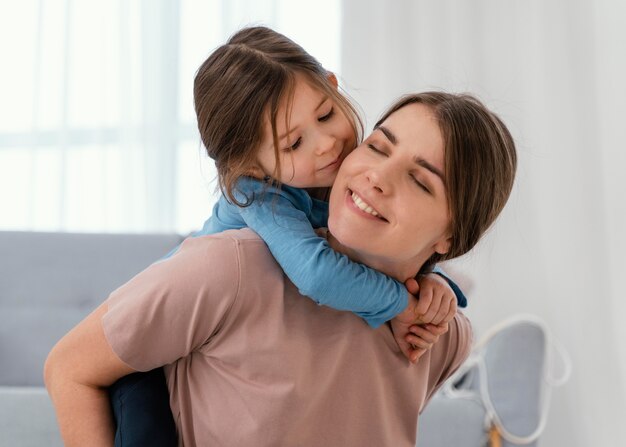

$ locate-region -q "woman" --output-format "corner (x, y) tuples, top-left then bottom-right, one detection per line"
(44, 92), (516, 446)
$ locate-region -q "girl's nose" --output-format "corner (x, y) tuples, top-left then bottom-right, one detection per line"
(315, 132), (335, 156)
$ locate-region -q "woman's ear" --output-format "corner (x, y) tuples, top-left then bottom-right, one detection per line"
(327, 72), (338, 89)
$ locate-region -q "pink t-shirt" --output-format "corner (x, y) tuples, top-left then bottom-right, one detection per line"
(102, 229), (472, 447)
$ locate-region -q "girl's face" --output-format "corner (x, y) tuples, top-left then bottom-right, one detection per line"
(328, 103), (452, 281)
(255, 74), (356, 188)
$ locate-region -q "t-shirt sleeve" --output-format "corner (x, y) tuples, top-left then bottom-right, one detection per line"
(423, 311), (473, 406)
(101, 236), (241, 372)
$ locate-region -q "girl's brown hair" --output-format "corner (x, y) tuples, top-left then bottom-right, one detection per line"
(193, 26), (363, 205)
(375, 92), (517, 271)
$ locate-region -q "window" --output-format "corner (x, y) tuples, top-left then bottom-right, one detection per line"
(0, 0), (340, 234)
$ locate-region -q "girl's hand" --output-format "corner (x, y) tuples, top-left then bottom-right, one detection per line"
(390, 293), (426, 363)
(389, 276), (456, 364)
(390, 278), (426, 363)
(414, 273), (458, 326)
(404, 321), (450, 363)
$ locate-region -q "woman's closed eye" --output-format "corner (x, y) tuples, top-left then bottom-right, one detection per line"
(367, 143), (387, 156)
(410, 174), (431, 194)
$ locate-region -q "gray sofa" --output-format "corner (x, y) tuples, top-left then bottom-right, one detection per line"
(0, 231), (545, 447)
(0, 231), (184, 447)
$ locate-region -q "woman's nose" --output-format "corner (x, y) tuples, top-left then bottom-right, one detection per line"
(365, 165), (391, 194)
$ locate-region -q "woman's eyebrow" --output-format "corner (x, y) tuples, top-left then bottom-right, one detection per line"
(375, 125), (397, 145)
(375, 124), (445, 183)
(415, 157), (445, 183)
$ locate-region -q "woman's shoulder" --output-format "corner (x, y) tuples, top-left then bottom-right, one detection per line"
(450, 311), (473, 363)
(187, 227), (266, 247)
(180, 229), (277, 269)
(432, 311), (473, 379)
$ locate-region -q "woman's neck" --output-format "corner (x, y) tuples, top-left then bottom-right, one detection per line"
(325, 230), (426, 283)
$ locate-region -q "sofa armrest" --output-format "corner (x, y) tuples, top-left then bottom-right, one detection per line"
(0, 386), (63, 447)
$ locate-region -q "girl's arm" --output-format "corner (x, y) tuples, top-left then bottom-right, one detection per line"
(231, 181), (408, 328)
(202, 178), (466, 328)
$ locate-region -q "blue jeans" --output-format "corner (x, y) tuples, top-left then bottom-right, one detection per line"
(109, 368), (177, 447)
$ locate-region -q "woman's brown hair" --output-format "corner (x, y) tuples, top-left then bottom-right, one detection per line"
(193, 26), (363, 206)
(375, 92), (517, 271)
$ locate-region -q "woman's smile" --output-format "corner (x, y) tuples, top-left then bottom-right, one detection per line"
(346, 189), (388, 222)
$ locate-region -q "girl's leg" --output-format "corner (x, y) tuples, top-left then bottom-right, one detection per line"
(109, 368), (177, 447)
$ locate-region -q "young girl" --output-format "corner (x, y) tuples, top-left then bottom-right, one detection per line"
(109, 26), (467, 444)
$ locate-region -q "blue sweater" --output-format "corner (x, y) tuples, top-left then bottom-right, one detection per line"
(167, 177), (466, 328)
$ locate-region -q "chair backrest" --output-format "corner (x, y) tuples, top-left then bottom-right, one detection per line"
(417, 316), (551, 447)
(0, 231), (183, 386)
(480, 319), (546, 447)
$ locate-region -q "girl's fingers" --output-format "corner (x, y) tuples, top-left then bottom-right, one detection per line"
(405, 322), (450, 362)
(405, 334), (433, 349)
(404, 278), (420, 295)
(410, 322), (449, 337)
(394, 335), (413, 361)
(410, 347), (428, 364)
(443, 299), (458, 323)
(415, 287), (433, 318)
(400, 343), (412, 361)
(429, 321), (449, 335)
(420, 292), (442, 323)
(406, 326), (438, 344)
(431, 293), (451, 325)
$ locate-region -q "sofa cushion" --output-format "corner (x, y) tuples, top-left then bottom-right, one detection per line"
(0, 231), (182, 386)
(0, 386), (63, 447)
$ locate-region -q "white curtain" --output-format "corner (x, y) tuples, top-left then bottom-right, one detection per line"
(340, 0), (625, 445)
(0, 0), (340, 234)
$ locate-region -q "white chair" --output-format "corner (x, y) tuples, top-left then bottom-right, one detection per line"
(418, 315), (571, 447)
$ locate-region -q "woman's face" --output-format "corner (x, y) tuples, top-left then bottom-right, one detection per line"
(328, 103), (451, 280)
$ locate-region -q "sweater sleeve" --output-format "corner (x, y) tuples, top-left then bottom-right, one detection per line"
(164, 177), (466, 324)
(215, 180), (468, 311)
(234, 184), (408, 328)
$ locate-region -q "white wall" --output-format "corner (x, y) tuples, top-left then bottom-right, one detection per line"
(340, 0), (626, 445)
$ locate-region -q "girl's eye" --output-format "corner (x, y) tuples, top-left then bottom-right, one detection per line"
(410, 174), (431, 194)
(318, 108), (335, 122)
(284, 137), (302, 152)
